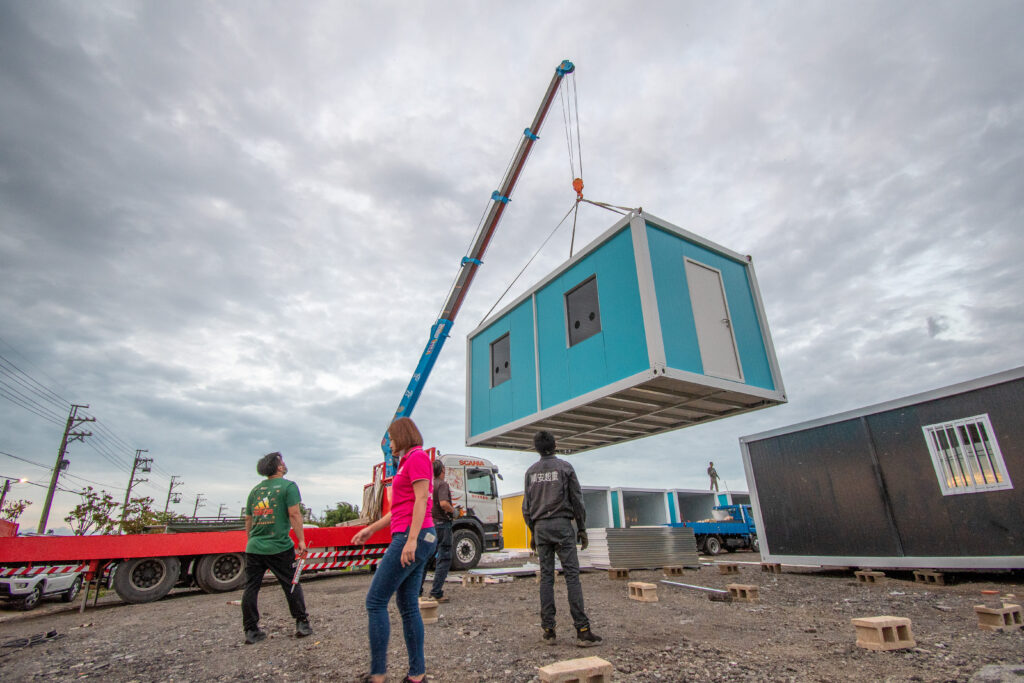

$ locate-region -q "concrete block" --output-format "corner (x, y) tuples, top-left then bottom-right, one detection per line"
(851, 616), (915, 651)
(462, 574), (486, 587)
(974, 604), (1024, 632)
(663, 566), (684, 576)
(538, 656), (614, 683)
(854, 570), (886, 584)
(760, 563), (782, 574)
(726, 583), (759, 602)
(608, 568), (630, 580)
(913, 570), (946, 586)
(628, 581), (658, 602)
(418, 598), (439, 624)
(718, 564), (739, 575)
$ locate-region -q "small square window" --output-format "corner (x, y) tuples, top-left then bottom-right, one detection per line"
(565, 275), (601, 347)
(490, 333), (510, 387)
(923, 414), (1013, 496)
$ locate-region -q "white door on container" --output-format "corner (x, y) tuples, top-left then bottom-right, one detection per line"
(684, 258), (743, 381)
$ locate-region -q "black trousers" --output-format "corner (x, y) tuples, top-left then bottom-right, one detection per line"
(535, 517), (589, 630)
(241, 548), (308, 632)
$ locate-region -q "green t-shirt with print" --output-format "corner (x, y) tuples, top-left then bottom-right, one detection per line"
(245, 477), (301, 555)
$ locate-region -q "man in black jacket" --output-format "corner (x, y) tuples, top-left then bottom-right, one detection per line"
(522, 430), (601, 647)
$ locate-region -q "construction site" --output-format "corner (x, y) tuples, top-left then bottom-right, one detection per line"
(1, 553), (1022, 681)
(3, 5), (1024, 682)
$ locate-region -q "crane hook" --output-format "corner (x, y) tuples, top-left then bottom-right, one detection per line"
(572, 177), (584, 200)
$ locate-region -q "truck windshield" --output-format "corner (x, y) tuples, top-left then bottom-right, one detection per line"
(466, 469), (495, 498)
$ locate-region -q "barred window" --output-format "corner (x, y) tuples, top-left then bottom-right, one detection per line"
(922, 414), (1013, 496)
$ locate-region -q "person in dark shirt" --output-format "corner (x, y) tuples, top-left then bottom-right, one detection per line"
(708, 461), (720, 492)
(522, 431), (601, 648)
(424, 458), (455, 602)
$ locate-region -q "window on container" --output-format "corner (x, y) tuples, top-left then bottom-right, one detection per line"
(922, 414), (1013, 496)
(565, 275), (601, 347)
(467, 468), (496, 498)
(490, 333), (510, 387)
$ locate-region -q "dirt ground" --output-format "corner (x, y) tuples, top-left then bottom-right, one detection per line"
(1, 552), (1022, 682)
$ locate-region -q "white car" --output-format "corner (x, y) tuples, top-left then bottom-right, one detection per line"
(0, 570), (83, 610)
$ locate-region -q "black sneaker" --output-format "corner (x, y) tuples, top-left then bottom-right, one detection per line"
(296, 619), (313, 637)
(431, 595), (449, 604)
(542, 627), (557, 645)
(245, 628), (267, 644)
(576, 626), (602, 647)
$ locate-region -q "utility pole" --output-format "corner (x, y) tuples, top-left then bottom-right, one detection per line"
(163, 476), (184, 513)
(192, 493), (206, 519)
(217, 503), (227, 520)
(37, 404), (95, 534)
(120, 449), (152, 530)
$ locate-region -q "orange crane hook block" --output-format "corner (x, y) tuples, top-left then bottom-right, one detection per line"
(572, 177), (584, 200)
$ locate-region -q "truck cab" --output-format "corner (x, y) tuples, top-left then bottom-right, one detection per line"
(438, 454), (503, 570)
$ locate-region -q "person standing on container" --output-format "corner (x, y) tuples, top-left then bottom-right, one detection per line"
(241, 451), (312, 644)
(522, 430), (602, 647)
(353, 417), (437, 683)
(708, 461), (720, 492)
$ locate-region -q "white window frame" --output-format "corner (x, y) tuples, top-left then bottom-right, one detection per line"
(922, 413), (1013, 496)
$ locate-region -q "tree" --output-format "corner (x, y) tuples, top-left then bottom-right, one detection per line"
(299, 502), (317, 525)
(120, 495), (161, 534)
(1, 499), (31, 522)
(64, 487), (120, 536)
(322, 502), (360, 527)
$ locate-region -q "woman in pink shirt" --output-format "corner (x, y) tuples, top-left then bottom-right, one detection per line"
(353, 417), (436, 683)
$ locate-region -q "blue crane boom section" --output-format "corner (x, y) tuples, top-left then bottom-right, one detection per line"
(381, 60), (576, 473)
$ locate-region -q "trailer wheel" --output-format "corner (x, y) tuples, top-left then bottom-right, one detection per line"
(113, 556), (181, 604)
(194, 553), (245, 593)
(451, 528), (482, 571)
(704, 535), (723, 556)
(752, 537), (760, 553)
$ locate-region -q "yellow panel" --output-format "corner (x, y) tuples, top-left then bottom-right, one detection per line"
(501, 495), (531, 550)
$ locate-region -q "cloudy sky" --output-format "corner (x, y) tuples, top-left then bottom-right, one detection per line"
(2, 1), (1022, 533)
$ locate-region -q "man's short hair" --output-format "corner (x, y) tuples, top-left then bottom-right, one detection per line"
(388, 417), (424, 454)
(433, 458), (444, 477)
(257, 452), (283, 477)
(533, 430), (556, 456)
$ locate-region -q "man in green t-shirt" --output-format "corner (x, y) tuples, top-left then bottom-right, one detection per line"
(241, 451), (312, 644)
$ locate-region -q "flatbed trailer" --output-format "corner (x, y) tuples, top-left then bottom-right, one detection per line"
(0, 524), (392, 605)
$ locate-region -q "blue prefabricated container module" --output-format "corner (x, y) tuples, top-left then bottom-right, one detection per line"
(465, 211), (786, 453)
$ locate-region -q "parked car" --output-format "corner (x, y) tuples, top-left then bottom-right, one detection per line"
(0, 570), (83, 610)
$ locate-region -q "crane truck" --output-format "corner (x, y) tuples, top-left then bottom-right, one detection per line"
(0, 60), (575, 607)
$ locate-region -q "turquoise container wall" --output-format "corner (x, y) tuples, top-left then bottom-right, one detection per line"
(469, 299), (538, 437)
(611, 490), (621, 528)
(646, 223), (775, 391)
(535, 229), (649, 409)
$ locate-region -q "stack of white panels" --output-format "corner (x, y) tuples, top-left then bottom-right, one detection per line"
(579, 527), (699, 569)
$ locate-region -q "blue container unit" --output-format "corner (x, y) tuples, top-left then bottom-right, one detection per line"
(466, 211), (786, 454)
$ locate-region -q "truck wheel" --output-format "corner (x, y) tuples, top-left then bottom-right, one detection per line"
(752, 537), (760, 553)
(704, 535), (723, 556)
(451, 529), (482, 571)
(62, 576), (83, 602)
(18, 584), (43, 611)
(113, 556), (181, 604)
(194, 553), (245, 593)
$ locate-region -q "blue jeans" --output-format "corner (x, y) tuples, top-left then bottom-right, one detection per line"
(365, 527), (437, 677)
(429, 521), (452, 598)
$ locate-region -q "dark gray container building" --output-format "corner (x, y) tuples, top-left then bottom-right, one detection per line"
(739, 367), (1024, 570)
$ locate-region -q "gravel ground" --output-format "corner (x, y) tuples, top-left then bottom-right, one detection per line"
(1, 553), (1022, 682)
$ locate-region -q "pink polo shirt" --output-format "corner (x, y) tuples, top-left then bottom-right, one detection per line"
(390, 446), (435, 534)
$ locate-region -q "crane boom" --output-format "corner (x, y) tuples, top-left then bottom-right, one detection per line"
(381, 60), (575, 470)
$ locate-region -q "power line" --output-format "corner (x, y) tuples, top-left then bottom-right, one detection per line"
(0, 335), (72, 406)
(0, 383), (65, 425)
(0, 450), (52, 471)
